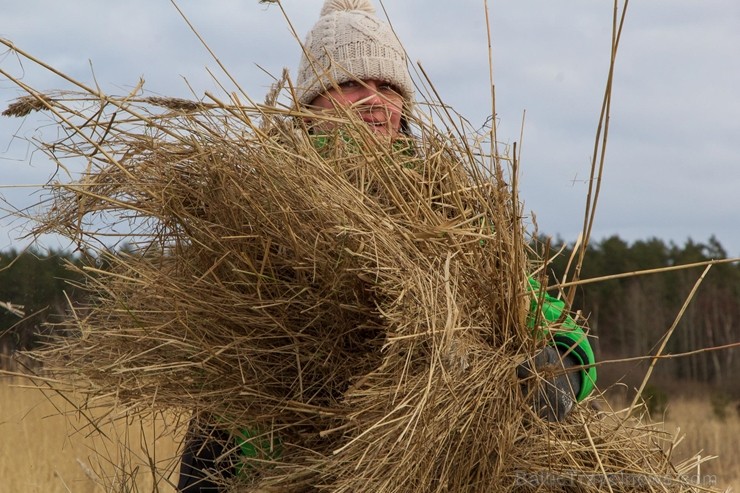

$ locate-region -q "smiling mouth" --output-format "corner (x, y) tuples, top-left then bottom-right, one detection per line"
(366, 123), (390, 134)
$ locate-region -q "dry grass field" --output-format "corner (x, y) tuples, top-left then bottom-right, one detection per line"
(660, 396), (740, 491)
(0, 379), (183, 493)
(1, 379), (738, 492)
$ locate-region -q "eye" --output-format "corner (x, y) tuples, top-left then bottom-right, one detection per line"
(378, 82), (398, 93)
(338, 80), (360, 90)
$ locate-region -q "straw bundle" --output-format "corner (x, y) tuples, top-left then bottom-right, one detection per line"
(6, 79), (714, 493)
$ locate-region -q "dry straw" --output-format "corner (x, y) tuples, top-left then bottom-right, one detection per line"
(0, 14), (719, 493)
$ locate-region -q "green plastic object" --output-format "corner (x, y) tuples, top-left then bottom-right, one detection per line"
(527, 278), (597, 401)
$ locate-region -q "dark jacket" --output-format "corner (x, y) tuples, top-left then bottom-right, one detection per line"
(177, 425), (236, 493)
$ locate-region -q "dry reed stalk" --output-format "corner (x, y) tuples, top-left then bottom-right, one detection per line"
(2, 45), (718, 493)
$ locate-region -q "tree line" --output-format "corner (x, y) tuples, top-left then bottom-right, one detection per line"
(1, 237), (738, 391)
(0, 248), (85, 359)
(541, 235), (739, 392)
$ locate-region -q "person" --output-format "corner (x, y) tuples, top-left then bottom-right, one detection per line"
(177, 1), (596, 491)
(294, 0), (414, 139)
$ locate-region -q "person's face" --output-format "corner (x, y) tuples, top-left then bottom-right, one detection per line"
(308, 79), (404, 137)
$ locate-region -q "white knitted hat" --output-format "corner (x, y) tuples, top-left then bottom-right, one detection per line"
(296, 0), (414, 108)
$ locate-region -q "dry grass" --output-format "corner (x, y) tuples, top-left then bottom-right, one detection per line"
(0, 379), (182, 493)
(661, 397), (740, 492)
(17, 91), (539, 491)
(2, 87), (722, 490)
(5, 380), (737, 493)
(0, 7), (728, 489)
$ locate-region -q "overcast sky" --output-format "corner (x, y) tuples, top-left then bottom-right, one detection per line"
(1, 0), (739, 258)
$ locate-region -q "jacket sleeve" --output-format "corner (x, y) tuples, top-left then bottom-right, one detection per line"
(527, 278), (597, 401)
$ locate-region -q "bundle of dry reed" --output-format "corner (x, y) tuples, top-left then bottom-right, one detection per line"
(1, 50), (716, 493)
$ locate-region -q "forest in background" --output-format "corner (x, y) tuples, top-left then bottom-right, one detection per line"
(1, 235), (738, 397)
(543, 235), (739, 398)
